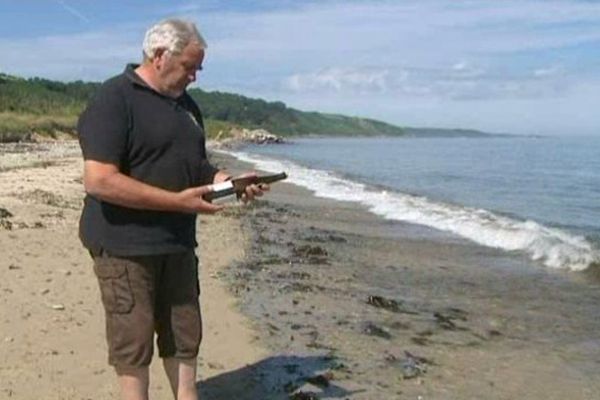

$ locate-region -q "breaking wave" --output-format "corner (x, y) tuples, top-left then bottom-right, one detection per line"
(223, 150), (599, 271)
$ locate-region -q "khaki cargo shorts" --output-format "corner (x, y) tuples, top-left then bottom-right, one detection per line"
(92, 250), (202, 368)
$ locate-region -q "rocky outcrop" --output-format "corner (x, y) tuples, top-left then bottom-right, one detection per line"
(211, 128), (285, 149)
(233, 128), (284, 144)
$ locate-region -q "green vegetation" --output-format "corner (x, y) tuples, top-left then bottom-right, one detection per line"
(188, 90), (406, 136)
(0, 73), (96, 141)
(0, 72), (408, 142)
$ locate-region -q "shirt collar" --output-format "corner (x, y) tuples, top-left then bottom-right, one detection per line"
(124, 63), (187, 102)
(124, 63), (151, 88)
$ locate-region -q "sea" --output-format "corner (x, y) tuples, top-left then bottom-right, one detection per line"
(222, 135), (600, 272)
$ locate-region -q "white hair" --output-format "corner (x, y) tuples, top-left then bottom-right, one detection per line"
(142, 18), (207, 60)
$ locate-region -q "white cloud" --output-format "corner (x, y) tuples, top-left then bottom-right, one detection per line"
(281, 62), (568, 102)
(533, 65), (564, 78)
(286, 67), (391, 93)
(451, 61), (485, 78)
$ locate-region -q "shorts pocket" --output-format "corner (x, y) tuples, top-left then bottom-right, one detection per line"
(94, 258), (135, 314)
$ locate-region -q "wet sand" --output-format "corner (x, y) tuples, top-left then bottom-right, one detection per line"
(1, 142), (600, 399)
(211, 151), (600, 399)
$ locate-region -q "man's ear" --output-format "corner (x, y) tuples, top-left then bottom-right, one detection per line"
(152, 48), (168, 70)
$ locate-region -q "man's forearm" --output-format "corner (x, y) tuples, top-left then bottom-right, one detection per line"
(84, 160), (226, 214)
(85, 169), (183, 212)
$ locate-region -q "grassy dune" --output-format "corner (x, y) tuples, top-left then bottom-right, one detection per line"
(0, 112), (78, 142)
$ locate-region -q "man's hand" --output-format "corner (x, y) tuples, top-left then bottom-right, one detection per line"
(176, 185), (224, 214)
(236, 172), (270, 204)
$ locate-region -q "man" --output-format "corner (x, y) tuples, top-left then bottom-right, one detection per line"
(77, 19), (265, 400)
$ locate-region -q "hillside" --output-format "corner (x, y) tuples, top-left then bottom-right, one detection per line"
(0, 73), (410, 142)
(188, 90), (406, 137)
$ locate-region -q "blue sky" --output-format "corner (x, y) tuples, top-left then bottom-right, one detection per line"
(1, 0), (599, 135)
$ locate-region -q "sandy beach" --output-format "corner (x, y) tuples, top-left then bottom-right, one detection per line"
(0, 143), (266, 399)
(2, 142), (600, 399)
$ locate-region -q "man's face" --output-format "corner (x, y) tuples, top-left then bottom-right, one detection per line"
(154, 42), (204, 97)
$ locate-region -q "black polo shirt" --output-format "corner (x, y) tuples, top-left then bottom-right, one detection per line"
(77, 64), (219, 256)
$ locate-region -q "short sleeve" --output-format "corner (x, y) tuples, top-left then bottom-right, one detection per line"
(77, 82), (129, 167)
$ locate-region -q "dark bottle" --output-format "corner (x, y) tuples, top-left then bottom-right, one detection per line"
(203, 172), (288, 202)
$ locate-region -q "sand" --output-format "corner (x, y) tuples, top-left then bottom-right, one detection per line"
(0, 144), (265, 399)
(1, 141), (600, 399)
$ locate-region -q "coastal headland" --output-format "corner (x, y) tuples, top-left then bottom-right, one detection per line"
(1, 141), (599, 399)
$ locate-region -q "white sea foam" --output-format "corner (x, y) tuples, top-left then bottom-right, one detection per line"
(223, 150), (599, 271)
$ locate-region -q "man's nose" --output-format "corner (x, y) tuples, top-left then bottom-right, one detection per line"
(188, 72), (196, 82)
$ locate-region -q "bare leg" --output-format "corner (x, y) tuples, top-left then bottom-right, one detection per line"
(116, 366), (150, 400)
(163, 357), (199, 400)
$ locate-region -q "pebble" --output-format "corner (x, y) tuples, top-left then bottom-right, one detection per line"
(51, 304), (65, 311)
(207, 362), (224, 370)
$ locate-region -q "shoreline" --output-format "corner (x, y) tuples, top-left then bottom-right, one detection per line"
(1, 144), (600, 398)
(221, 140), (599, 273)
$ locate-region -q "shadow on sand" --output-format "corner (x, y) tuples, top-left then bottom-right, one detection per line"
(198, 354), (363, 400)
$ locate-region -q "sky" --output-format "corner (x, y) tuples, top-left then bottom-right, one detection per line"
(0, 0), (599, 136)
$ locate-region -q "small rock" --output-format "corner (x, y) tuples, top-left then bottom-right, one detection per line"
(207, 362), (224, 370)
(411, 337), (429, 346)
(293, 245), (328, 257)
(363, 322), (392, 339)
(433, 308), (468, 331)
(366, 295), (418, 315)
(51, 304), (65, 311)
(0, 219), (13, 230)
(388, 351), (433, 379)
(290, 392), (319, 400)
(0, 207), (13, 219)
(305, 372), (334, 388)
(488, 329), (502, 337)
(267, 322), (280, 331)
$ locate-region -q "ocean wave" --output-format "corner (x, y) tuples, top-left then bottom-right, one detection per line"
(223, 150), (599, 271)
